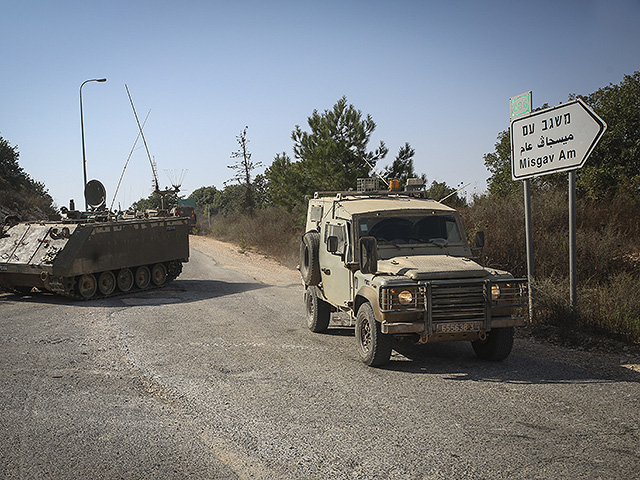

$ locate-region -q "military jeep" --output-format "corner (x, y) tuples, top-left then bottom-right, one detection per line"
(299, 179), (527, 366)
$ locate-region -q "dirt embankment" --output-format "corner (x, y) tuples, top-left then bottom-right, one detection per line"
(189, 235), (301, 287)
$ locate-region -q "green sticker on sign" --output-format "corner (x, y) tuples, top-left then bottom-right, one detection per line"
(510, 91), (532, 120)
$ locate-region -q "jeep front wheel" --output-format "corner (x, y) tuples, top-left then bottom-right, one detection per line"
(355, 302), (392, 366)
(471, 327), (514, 361)
(304, 286), (331, 332)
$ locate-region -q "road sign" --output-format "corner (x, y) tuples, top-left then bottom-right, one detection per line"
(510, 91), (532, 120)
(510, 98), (606, 180)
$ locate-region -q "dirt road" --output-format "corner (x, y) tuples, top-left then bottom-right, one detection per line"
(1, 235), (639, 479)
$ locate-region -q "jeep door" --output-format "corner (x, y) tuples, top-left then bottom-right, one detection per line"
(319, 221), (352, 308)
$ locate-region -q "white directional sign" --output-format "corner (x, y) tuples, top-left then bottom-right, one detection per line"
(510, 98), (606, 180)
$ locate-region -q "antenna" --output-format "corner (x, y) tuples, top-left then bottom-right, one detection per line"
(110, 109), (151, 212)
(439, 182), (470, 203)
(360, 156), (390, 188)
(125, 84), (159, 192)
(165, 169), (188, 191)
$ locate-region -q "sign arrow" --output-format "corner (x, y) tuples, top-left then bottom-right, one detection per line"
(510, 98), (606, 181)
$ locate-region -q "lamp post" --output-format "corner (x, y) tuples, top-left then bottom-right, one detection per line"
(80, 78), (107, 209)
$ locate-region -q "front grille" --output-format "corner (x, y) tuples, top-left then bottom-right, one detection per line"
(430, 282), (486, 323)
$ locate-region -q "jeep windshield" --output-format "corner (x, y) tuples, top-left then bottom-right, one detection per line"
(357, 214), (462, 247)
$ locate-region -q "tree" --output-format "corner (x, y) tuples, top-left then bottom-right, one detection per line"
(291, 96), (389, 192)
(573, 71), (640, 199)
(0, 135), (55, 217)
(425, 180), (465, 207)
(132, 191), (179, 212)
(227, 126), (262, 214)
(264, 97), (390, 212)
(264, 152), (308, 212)
(383, 142), (426, 185)
(190, 185), (218, 209)
(483, 129), (521, 198)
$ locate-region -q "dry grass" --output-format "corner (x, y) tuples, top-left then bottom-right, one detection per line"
(463, 190), (640, 344)
(194, 206), (302, 268)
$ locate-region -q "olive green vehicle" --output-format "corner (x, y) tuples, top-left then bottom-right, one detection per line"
(0, 181), (189, 300)
(299, 179), (527, 366)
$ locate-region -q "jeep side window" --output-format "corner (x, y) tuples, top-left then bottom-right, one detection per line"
(325, 223), (347, 255)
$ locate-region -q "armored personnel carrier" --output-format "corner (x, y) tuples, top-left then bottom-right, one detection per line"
(0, 180), (189, 299)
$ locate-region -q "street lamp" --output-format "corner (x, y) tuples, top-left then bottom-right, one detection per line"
(80, 78), (107, 210)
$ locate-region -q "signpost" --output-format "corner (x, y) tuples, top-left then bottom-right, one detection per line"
(509, 96), (607, 313)
(510, 92), (534, 318)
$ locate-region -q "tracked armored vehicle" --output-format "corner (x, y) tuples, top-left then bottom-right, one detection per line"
(0, 180), (189, 299)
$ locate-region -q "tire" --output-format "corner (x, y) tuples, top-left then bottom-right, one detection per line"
(299, 231), (321, 286)
(355, 302), (392, 367)
(472, 327), (514, 361)
(304, 286), (331, 332)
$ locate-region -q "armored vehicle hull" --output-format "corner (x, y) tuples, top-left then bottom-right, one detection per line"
(0, 216), (189, 299)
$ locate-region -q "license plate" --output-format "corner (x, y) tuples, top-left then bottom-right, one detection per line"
(435, 321), (483, 333)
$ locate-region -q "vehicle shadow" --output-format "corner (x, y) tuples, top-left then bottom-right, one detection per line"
(0, 279), (266, 307)
(322, 327), (354, 337)
(383, 340), (640, 385)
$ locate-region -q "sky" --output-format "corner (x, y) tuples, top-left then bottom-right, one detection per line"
(2, 0), (639, 210)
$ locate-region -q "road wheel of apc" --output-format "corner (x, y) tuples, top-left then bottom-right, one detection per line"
(299, 231), (321, 286)
(78, 274), (97, 299)
(98, 271), (116, 296)
(472, 327), (514, 361)
(304, 286), (331, 333)
(135, 266), (151, 289)
(151, 263), (167, 286)
(117, 268), (134, 292)
(355, 302), (392, 367)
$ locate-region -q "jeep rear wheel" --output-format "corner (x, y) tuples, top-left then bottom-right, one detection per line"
(355, 302), (392, 367)
(299, 231), (321, 286)
(304, 286), (331, 332)
(472, 327), (514, 361)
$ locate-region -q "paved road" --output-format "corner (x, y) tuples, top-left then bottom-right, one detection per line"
(1, 240), (639, 479)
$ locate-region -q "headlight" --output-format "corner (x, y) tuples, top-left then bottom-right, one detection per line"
(397, 290), (413, 305)
(491, 284), (501, 301)
(380, 286), (425, 310)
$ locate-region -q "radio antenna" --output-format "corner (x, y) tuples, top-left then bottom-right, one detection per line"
(439, 182), (470, 203)
(110, 109), (151, 211)
(125, 84), (159, 192)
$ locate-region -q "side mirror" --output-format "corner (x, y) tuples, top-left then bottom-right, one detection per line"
(475, 231), (485, 248)
(359, 236), (378, 274)
(327, 235), (339, 253)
